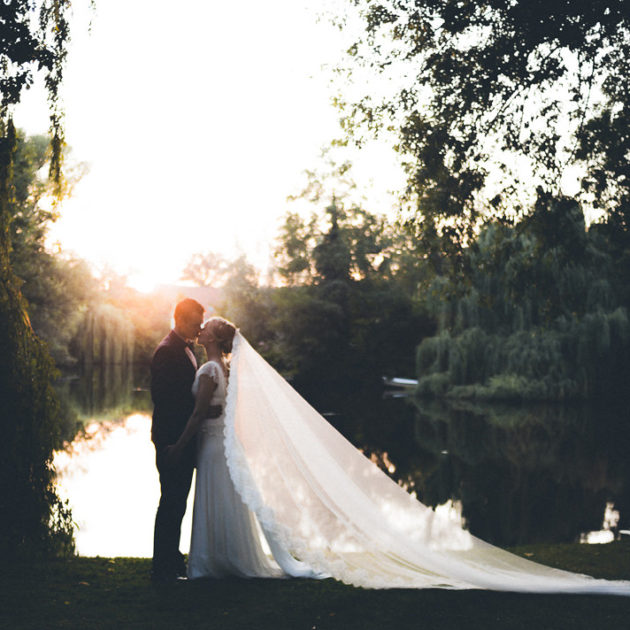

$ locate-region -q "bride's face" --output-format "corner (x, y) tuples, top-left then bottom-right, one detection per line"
(198, 325), (216, 345)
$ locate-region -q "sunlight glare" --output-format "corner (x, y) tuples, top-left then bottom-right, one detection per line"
(15, 0), (404, 292)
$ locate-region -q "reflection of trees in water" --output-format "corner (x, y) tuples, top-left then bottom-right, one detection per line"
(54, 366), (630, 546)
(55, 364), (152, 443)
(409, 399), (630, 546)
(301, 380), (630, 546)
(302, 381), (449, 506)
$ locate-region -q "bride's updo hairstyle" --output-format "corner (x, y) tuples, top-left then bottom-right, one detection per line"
(203, 316), (236, 355)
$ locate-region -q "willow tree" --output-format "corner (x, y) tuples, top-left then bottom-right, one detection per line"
(416, 194), (630, 401)
(72, 303), (135, 367)
(339, 1), (630, 260)
(0, 0), (74, 556)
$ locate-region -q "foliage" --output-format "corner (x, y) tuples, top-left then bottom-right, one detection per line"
(0, 0), (72, 187)
(71, 303), (135, 366)
(6, 131), (141, 372)
(0, 271), (75, 557)
(271, 199), (434, 383)
(10, 131), (94, 364)
(339, 0), (630, 256)
(415, 193), (630, 400)
(0, 124), (74, 557)
(181, 252), (229, 288)
(275, 201), (388, 285)
(275, 197), (433, 289)
(273, 211), (319, 285)
(97, 274), (173, 366)
(13, 169), (162, 372)
(0, 0), (74, 556)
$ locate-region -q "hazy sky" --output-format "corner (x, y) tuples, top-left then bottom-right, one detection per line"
(14, 0), (404, 291)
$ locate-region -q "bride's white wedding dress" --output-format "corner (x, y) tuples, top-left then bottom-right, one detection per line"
(188, 359), (316, 579)
(188, 332), (630, 594)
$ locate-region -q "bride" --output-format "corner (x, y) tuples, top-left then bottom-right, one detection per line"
(170, 317), (630, 594)
(168, 317), (315, 579)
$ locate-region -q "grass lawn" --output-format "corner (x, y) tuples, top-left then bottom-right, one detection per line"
(2, 541), (629, 629)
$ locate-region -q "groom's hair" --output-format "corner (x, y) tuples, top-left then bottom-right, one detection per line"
(174, 298), (204, 323)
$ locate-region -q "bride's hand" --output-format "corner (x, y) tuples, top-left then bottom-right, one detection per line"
(207, 404), (222, 419)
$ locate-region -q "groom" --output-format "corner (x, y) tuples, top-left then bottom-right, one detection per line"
(150, 297), (212, 582)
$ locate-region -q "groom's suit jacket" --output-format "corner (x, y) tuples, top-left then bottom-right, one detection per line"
(150, 330), (197, 450)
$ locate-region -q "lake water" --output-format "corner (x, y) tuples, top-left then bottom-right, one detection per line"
(54, 412), (190, 557)
(53, 366), (630, 556)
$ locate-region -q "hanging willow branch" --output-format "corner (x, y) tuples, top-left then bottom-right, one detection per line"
(0, 0), (72, 194)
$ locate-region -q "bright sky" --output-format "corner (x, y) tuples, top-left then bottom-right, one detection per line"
(13, 0), (405, 292)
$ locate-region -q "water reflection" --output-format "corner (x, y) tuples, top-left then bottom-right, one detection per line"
(318, 388), (630, 547)
(408, 398), (630, 546)
(57, 364), (150, 419)
(55, 368), (630, 556)
(54, 413), (193, 557)
(54, 365), (190, 557)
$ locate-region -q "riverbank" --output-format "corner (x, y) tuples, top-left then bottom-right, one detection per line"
(2, 541), (629, 629)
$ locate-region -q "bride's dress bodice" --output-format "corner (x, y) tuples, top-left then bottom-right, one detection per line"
(192, 361), (227, 436)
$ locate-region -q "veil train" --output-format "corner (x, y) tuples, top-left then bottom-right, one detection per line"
(223, 332), (630, 594)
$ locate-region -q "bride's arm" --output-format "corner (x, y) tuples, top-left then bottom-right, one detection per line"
(166, 374), (217, 463)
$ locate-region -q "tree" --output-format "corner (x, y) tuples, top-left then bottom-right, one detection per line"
(0, 0), (75, 556)
(270, 198), (435, 383)
(273, 211), (318, 286)
(0, 124), (75, 557)
(275, 196), (413, 286)
(313, 199), (352, 283)
(181, 252), (229, 288)
(415, 194), (630, 401)
(10, 132), (93, 364)
(339, 1), (630, 256)
(1, 0), (71, 186)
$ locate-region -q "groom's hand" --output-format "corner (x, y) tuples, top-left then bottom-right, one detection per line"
(207, 405), (222, 419)
(165, 444), (181, 466)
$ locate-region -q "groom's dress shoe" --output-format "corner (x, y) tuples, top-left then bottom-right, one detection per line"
(175, 564), (187, 579)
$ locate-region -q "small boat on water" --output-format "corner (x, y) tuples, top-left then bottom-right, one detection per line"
(382, 376), (418, 390)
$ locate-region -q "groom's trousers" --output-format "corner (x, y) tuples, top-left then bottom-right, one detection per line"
(153, 445), (195, 577)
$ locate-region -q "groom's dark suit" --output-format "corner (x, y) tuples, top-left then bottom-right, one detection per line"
(151, 330), (197, 578)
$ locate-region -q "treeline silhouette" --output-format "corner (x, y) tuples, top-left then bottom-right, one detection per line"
(416, 193), (630, 401)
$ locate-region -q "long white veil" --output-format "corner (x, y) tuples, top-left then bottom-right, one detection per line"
(223, 332), (630, 594)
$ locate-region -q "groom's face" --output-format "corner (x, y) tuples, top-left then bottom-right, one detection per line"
(180, 312), (204, 341)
